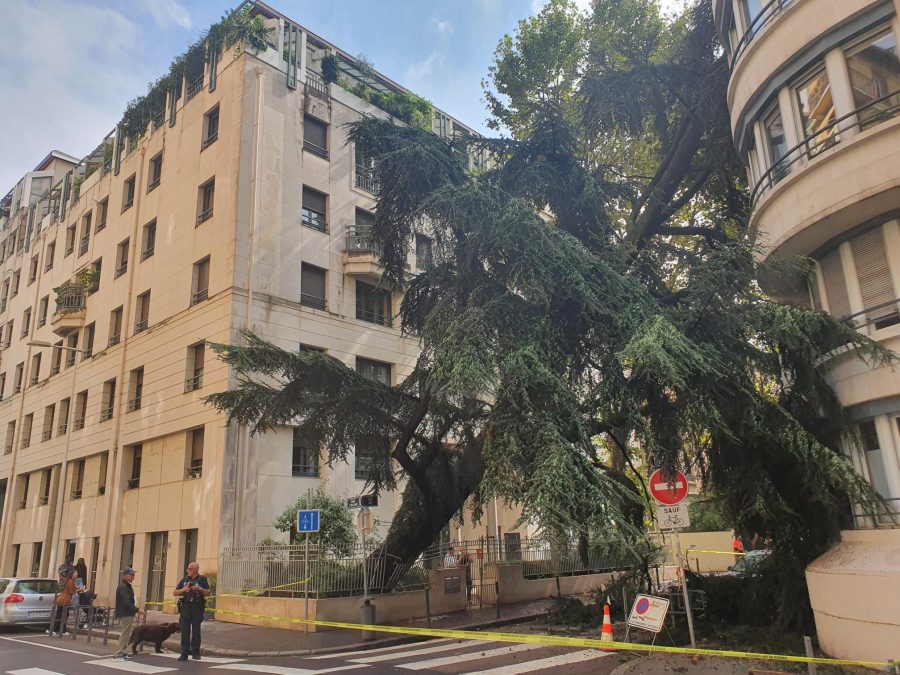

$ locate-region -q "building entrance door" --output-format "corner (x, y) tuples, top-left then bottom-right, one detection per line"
(146, 532), (168, 608)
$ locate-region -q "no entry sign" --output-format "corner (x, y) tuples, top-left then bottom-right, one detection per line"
(649, 469), (689, 506)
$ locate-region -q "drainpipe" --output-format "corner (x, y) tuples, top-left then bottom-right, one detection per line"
(232, 66), (264, 547)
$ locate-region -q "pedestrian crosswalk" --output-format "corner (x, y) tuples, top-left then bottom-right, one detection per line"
(6, 635), (617, 675)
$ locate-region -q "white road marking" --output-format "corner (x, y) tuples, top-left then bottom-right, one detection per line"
(0, 636), (97, 656)
(8, 669), (68, 675)
(212, 665), (363, 675)
(400, 643), (543, 670)
(350, 639), (489, 663)
(307, 637), (454, 659)
(151, 653), (245, 664)
(467, 649), (613, 674)
(84, 659), (176, 673)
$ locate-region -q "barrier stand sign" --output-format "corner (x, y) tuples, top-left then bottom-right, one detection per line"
(626, 594), (670, 636)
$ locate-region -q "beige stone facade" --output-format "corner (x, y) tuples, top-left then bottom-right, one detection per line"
(0, 4), (522, 609)
(714, 0), (900, 660)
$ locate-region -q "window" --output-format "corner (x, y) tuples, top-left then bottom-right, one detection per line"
(820, 247), (851, 320)
(28, 255), (38, 284)
(148, 152), (163, 191)
(65, 224), (76, 256)
(186, 428), (204, 479)
(127, 367), (143, 412)
(301, 187), (327, 232)
(355, 280), (392, 327)
(72, 459), (85, 500)
(186, 343), (204, 391)
(135, 291), (150, 333)
(109, 306), (123, 346)
(89, 537), (100, 588)
(88, 258), (102, 293)
(191, 257), (210, 305)
(355, 145), (378, 194)
(5, 421), (15, 454)
(28, 353), (40, 386)
(859, 420), (892, 498)
(354, 435), (387, 481)
(11, 270), (19, 297)
(415, 234), (433, 269)
(356, 356), (391, 386)
(0, 372), (5, 401)
(65, 332), (79, 367)
(847, 29), (900, 131)
(740, 0), (764, 34)
(30, 543), (42, 577)
(1, 278), (8, 313)
(121, 534), (135, 569)
(100, 378), (116, 421)
(182, 530), (198, 574)
(74, 390), (88, 430)
(39, 469), (51, 505)
(197, 178), (215, 224)
(44, 242), (55, 271)
(13, 362), (23, 394)
(300, 263), (326, 310)
(98, 453), (108, 495)
(83, 322), (95, 359)
(141, 220), (156, 260)
(202, 105), (219, 149)
(12, 544), (20, 575)
(18, 474), (29, 508)
(115, 239), (129, 278)
(849, 226), (899, 329)
(96, 198), (108, 231)
(292, 428), (320, 477)
(42, 404), (54, 441)
(762, 107), (788, 183)
(122, 175), (136, 211)
(795, 69), (837, 158)
(37, 296), (48, 328)
(21, 308), (31, 338)
(3, 321), (12, 348)
(20, 413), (32, 448)
(79, 212), (92, 255)
(57, 397), (70, 435)
(127, 445), (142, 489)
(303, 115), (329, 159)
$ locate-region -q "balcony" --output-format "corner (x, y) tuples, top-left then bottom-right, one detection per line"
(355, 166), (380, 195)
(343, 228), (384, 280)
(305, 69), (328, 100)
(50, 290), (87, 337)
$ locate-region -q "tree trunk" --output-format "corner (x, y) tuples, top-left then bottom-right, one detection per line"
(371, 443), (485, 590)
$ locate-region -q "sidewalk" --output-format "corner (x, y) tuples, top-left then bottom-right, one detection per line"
(82, 598), (550, 657)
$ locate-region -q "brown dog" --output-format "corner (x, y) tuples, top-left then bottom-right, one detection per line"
(129, 621), (180, 654)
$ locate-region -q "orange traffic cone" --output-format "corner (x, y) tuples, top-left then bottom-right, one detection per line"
(601, 598), (614, 641)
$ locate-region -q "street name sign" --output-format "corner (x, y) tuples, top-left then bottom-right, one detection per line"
(649, 469), (689, 506)
(297, 508), (320, 533)
(627, 594), (670, 633)
(656, 503), (690, 530)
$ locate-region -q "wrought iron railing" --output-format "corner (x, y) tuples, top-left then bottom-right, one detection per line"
(345, 227), (383, 256)
(839, 297), (900, 333)
(185, 76), (204, 102)
(303, 140), (328, 159)
(185, 374), (203, 392)
(729, 0), (794, 68)
(750, 90), (900, 209)
(305, 69), (328, 100)
(849, 497), (900, 529)
(300, 294), (326, 311)
(355, 166), (380, 195)
(55, 290), (87, 314)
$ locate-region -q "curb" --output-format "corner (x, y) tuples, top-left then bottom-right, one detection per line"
(115, 611), (549, 658)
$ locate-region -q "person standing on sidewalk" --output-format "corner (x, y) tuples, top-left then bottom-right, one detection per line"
(173, 561), (210, 661)
(49, 570), (77, 636)
(112, 568), (138, 660)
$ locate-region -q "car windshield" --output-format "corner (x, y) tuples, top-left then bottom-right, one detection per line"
(732, 551), (768, 574)
(14, 580), (58, 594)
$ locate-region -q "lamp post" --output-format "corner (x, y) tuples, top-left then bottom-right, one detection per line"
(27, 339), (84, 571)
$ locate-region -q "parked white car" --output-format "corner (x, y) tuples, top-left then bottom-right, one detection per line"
(0, 578), (58, 627)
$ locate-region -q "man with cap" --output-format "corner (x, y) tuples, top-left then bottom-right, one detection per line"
(112, 567), (138, 660)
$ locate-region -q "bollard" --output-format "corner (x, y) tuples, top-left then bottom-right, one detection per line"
(72, 606), (79, 640)
(103, 609), (110, 646)
(803, 636), (816, 675)
(361, 598), (376, 641)
(495, 581), (500, 619)
(86, 606), (93, 643)
(424, 584), (432, 629)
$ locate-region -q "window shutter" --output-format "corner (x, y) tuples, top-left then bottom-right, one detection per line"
(820, 247), (851, 319)
(302, 187), (326, 214)
(301, 264), (326, 300)
(850, 226), (898, 324)
(304, 116), (327, 149)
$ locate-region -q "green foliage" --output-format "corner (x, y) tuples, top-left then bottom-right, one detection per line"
(53, 267), (99, 304)
(272, 486), (356, 556)
(686, 495), (731, 533)
(321, 53), (340, 83)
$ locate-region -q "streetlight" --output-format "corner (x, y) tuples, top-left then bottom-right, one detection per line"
(28, 339), (86, 572)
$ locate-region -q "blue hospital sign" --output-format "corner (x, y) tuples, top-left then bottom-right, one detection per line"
(297, 509), (320, 533)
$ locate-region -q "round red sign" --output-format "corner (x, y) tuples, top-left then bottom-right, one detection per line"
(648, 469), (689, 506)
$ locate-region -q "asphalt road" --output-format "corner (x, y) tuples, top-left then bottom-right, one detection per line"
(0, 627), (629, 675)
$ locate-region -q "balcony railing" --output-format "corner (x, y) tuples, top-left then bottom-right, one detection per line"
(55, 290), (87, 314)
(346, 228), (384, 259)
(141, 246), (154, 261)
(849, 497), (899, 529)
(50, 364), (60, 376)
(355, 166), (380, 195)
(126, 397), (141, 412)
(750, 90), (900, 209)
(71, 489), (82, 500)
(17, 499), (26, 509)
(301, 211), (328, 233)
(126, 477), (140, 490)
(135, 320), (148, 334)
(115, 262), (127, 278)
(356, 307), (393, 328)
(4, 442), (14, 454)
(191, 288), (209, 305)
(300, 294), (326, 311)
(73, 417), (85, 431)
(57, 423), (67, 435)
(840, 297), (900, 333)
(303, 140), (328, 160)
(148, 176), (160, 192)
(305, 69), (328, 100)
(186, 75), (204, 101)
(185, 374), (203, 392)
(185, 461), (203, 479)
(100, 407), (113, 421)
(729, 0), (793, 69)
(197, 207), (213, 225)
(79, 235), (90, 256)
(122, 196), (134, 211)
(201, 132), (218, 150)
(108, 334), (121, 347)
(41, 429), (52, 441)
(39, 495), (49, 505)
(20, 436), (30, 448)
(292, 462), (319, 478)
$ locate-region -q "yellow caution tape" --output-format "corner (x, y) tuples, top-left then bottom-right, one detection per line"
(181, 605), (889, 669)
(144, 578), (312, 607)
(684, 549), (746, 556)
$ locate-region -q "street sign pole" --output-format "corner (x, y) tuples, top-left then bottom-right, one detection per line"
(304, 487), (311, 635)
(674, 528), (696, 649)
(361, 507), (369, 598)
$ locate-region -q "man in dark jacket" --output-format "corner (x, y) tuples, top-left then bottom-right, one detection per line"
(112, 568), (138, 660)
(173, 562), (210, 661)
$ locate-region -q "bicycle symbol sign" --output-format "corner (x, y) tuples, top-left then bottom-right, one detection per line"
(656, 503), (690, 530)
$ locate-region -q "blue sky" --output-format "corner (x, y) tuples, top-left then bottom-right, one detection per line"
(0, 0), (683, 191)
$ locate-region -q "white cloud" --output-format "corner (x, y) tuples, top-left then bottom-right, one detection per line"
(430, 18), (454, 35)
(137, 0), (192, 29)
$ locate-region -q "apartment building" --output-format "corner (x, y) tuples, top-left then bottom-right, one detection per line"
(0, 2), (520, 609)
(713, 0), (900, 660)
